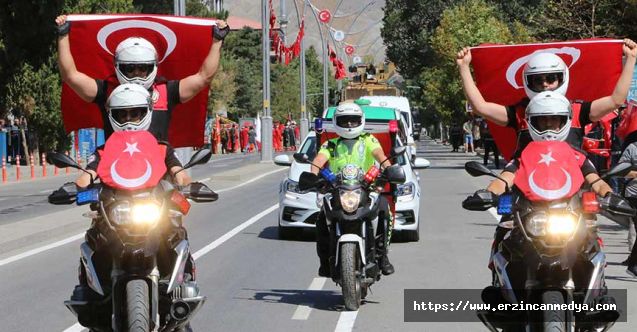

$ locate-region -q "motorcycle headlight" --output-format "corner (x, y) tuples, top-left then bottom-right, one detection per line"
(340, 189), (362, 214)
(109, 201), (161, 226)
(396, 183), (415, 198)
(525, 212), (577, 237)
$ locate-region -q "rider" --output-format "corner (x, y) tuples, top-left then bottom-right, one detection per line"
(311, 102), (395, 277)
(68, 84), (197, 306)
(55, 14), (230, 141)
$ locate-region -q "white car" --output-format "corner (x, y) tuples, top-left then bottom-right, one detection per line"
(360, 96), (418, 158)
(274, 131), (430, 242)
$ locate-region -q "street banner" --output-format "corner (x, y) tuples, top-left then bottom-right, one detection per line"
(471, 39), (623, 159)
(61, 14), (218, 148)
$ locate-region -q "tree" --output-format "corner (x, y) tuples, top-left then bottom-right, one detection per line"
(422, 0), (534, 124)
(208, 55), (238, 115)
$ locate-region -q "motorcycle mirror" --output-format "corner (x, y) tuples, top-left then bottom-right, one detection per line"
(293, 153), (310, 164)
(298, 171), (321, 191)
(183, 149), (212, 170)
(185, 182), (219, 202)
(390, 146), (407, 157)
(602, 162), (632, 180)
(385, 164), (406, 184)
(46, 152), (80, 169)
(465, 161), (495, 177)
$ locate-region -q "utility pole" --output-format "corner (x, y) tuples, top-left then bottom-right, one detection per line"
(261, 0), (273, 162)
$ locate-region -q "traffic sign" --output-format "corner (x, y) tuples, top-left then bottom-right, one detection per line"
(318, 10), (331, 23)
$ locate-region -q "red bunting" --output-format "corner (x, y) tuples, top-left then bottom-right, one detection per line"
(268, 0), (305, 64)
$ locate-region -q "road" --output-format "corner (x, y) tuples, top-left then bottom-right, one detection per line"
(0, 139), (635, 331)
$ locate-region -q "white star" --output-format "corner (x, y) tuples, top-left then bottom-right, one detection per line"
(538, 151), (556, 166)
(123, 142), (141, 157)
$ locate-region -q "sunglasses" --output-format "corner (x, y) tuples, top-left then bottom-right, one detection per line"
(530, 73), (561, 86)
(336, 116), (362, 128)
(118, 63), (154, 75)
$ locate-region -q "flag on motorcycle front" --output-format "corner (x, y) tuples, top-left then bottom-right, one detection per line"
(61, 14), (218, 148)
(97, 131), (167, 190)
(470, 39), (624, 159)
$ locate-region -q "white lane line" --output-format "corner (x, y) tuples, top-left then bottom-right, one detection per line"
(0, 233), (85, 267)
(62, 323), (85, 332)
(39, 189), (53, 194)
(334, 310), (359, 332)
(488, 207), (499, 220)
(192, 203), (278, 259)
(215, 168), (286, 193)
(291, 277), (327, 320)
(199, 177), (211, 183)
(2, 170), (283, 268)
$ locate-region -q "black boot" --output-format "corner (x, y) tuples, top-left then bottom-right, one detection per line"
(379, 254), (395, 275)
(318, 258), (330, 277)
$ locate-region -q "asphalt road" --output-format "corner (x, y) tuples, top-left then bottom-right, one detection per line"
(1, 139), (636, 331)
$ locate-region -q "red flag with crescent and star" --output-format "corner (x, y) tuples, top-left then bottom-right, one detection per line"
(62, 14), (218, 148)
(514, 141), (585, 202)
(470, 39), (624, 160)
(97, 131), (167, 191)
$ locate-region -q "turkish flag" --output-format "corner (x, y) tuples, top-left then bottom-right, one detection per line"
(617, 100), (637, 141)
(471, 39), (624, 159)
(62, 14), (218, 148)
(97, 131), (167, 190)
(514, 141), (585, 202)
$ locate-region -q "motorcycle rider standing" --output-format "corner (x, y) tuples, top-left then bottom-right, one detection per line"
(311, 102), (395, 277)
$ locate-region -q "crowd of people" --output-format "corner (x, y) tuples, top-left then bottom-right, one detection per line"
(449, 116), (501, 168)
(0, 115), (30, 165)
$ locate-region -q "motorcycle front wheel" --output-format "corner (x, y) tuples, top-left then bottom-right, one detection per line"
(126, 279), (150, 331)
(340, 242), (362, 311)
(541, 291), (566, 332)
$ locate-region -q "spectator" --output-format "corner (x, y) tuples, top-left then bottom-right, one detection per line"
(480, 120), (500, 168)
(230, 124), (238, 153)
(462, 119), (474, 154)
(220, 125), (228, 154)
(449, 121), (463, 152)
(248, 126), (257, 153)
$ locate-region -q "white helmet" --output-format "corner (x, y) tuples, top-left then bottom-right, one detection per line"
(334, 102), (365, 139)
(522, 52), (569, 99)
(526, 91), (572, 142)
(107, 83), (153, 132)
(114, 37), (158, 89)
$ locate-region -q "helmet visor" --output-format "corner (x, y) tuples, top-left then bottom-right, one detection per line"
(111, 107), (148, 125)
(530, 115), (568, 133)
(336, 115), (362, 128)
(526, 73), (564, 92)
(118, 63), (154, 77)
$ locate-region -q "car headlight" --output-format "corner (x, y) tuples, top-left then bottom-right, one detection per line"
(396, 183), (415, 198)
(340, 189), (362, 213)
(525, 212), (577, 237)
(109, 201), (161, 226)
(284, 179), (302, 193)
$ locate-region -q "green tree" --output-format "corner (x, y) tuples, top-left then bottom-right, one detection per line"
(423, 0), (534, 124)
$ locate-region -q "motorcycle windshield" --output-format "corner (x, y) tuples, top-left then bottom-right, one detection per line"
(514, 141), (585, 202)
(97, 131), (167, 191)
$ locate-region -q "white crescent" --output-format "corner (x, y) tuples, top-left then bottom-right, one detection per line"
(505, 47), (581, 89)
(96, 20), (177, 63)
(110, 159), (153, 188)
(528, 167), (572, 200)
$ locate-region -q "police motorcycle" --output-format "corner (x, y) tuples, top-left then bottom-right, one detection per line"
(462, 141), (634, 332)
(47, 131), (218, 332)
(295, 146), (406, 311)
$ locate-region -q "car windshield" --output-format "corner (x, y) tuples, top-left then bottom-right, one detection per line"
(301, 136), (317, 161)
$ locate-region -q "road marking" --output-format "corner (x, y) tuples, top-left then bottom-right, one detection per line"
(291, 277), (327, 320)
(0, 233), (85, 267)
(39, 189), (52, 194)
(334, 310), (359, 332)
(1, 170), (283, 268)
(192, 203), (278, 259)
(199, 177), (211, 183)
(62, 323), (85, 332)
(488, 207), (499, 220)
(215, 168), (286, 193)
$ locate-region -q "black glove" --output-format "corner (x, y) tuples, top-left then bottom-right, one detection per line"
(48, 182), (77, 204)
(56, 21), (71, 37)
(603, 192), (636, 216)
(462, 189), (498, 211)
(212, 23), (230, 41)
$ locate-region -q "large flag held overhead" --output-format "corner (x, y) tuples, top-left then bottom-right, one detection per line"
(470, 39), (624, 159)
(62, 14), (218, 148)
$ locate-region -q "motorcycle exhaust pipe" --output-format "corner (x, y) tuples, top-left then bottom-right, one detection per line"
(170, 300), (191, 321)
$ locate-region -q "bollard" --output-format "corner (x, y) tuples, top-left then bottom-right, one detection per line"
(2, 159), (6, 183)
(42, 153), (47, 178)
(65, 151), (71, 174)
(30, 154), (35, 179)
(15, 155), (21, 181)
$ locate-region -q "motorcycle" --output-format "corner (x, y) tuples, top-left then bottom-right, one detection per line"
(295, 146), (406, 311)
(462, 141), (634, 332)
(47, 131), (218, 332)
